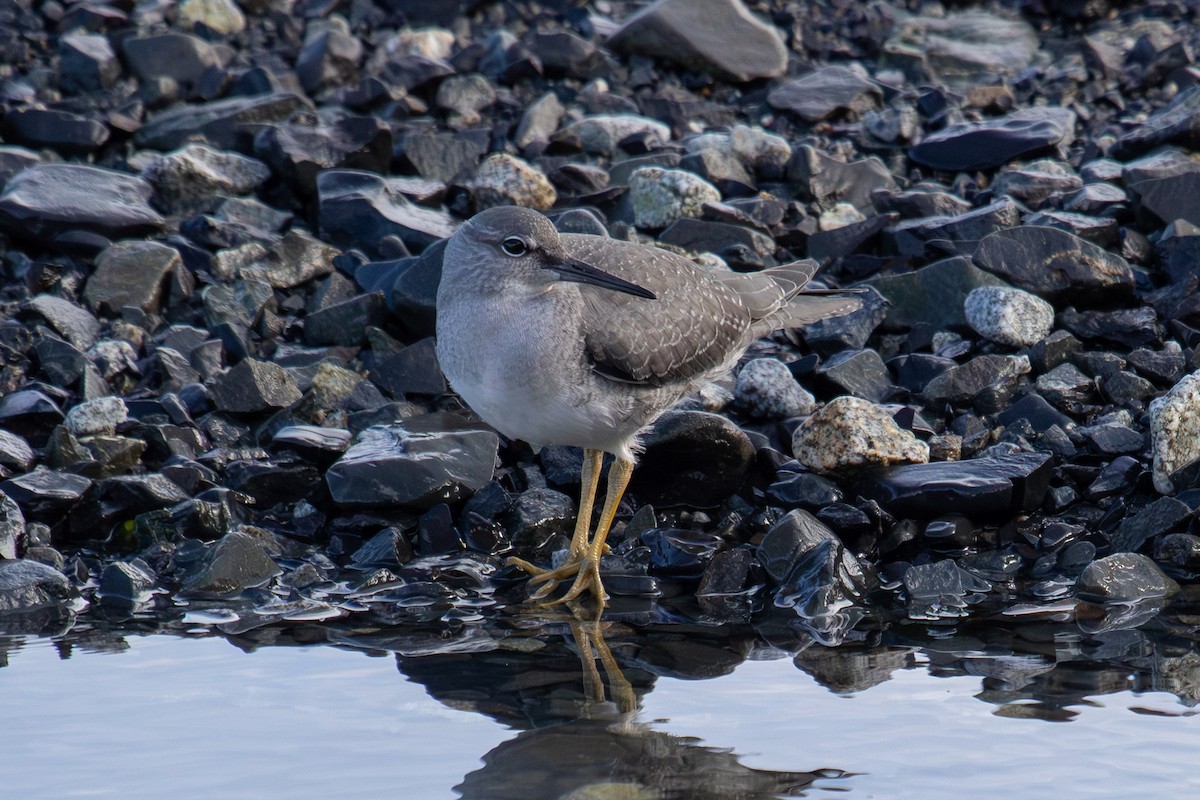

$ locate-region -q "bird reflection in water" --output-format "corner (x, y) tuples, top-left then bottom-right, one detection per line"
(395, 604), (847, 799)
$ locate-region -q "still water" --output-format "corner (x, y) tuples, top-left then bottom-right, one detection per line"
(2, 616), (1197, 800)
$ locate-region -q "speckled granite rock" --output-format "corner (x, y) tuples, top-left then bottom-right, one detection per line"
(1149, 369), (1200, 494)
(964, 286), (1055, 348)
(792, 396), (929, 473)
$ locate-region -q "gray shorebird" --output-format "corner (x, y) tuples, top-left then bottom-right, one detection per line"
(435, 206), (860, 610)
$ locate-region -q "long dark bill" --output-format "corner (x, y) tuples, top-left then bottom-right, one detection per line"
(551, 256), (657, 300)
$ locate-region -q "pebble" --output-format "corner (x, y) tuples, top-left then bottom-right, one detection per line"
(629, 167), (721, 229)
(964, 286), (1056, 348)
(733, 358), (815, 419)
(792, 397), (929, 473)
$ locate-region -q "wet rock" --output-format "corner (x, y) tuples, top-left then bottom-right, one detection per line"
(767, 470), (843, 509)
(760, 509), (870, 642)
(1076, 553), (1178, 602)
(768, 66), (882, 123)
(141, 144), (271, 216)
(561, 115), (670, 156)
(181, 528), (282, 597)
(326, 417), (499, 510)
(852, 451), (1054, 518)
(84, 240), (182, 316)
(504, 487), (574, 550)
(632, 411), (754, 506)
(351, 526), (414, 568)
(211, 359), (302, 414)
(734, 358), (814, 420)
(964, 286), (1055, 348)
(136, 92), (312, 151)
(1109, 497), (1192, 553)
(469, 153), (556, 211)
(973, 226), (1133, 301)
(629, 167), (720, 229)
(908, 107), (1076, 172)
(1156, 533), (1200, 571)
(64, 396), (127, 437)
(0, 164), (164, 240)
(3, 108), (110, 154)
(0, 468), (91, 520)
(793, 396), (928, 473)
(608, 0), (786, 82)
(1149, 369), (1200, 494)
(24, 295), (100, 350)
(883, 11), (1038, 89)
(0, 559), (72, 611)
(867, 256), (1007, 331)
(991, 159), (1083, 209)
(272, 425), (353, 466)
(317, 169), (456, 257)
(98, 560), (157, 605)
(58, 31), (120, 92)
(902, 559), (991, 619)
(641, 528), (722, 578)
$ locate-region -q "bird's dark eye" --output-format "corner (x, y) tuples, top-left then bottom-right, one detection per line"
(501, 236), (528, 257)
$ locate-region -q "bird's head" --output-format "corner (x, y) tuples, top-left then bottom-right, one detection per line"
(447, 206), (654, 299)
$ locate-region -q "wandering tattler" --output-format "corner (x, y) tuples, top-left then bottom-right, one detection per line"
(436, 206), (860, 610)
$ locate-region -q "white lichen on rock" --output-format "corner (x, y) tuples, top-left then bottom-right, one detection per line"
(792, 396), (930, 472)
(629, 166), (720, 228)
(964, 285), (1054, 347)
(1150, 369), (1200, 494)
(65, 396), (128, 437)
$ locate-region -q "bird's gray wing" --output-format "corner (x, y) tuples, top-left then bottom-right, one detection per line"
(563, 235), (754, 387)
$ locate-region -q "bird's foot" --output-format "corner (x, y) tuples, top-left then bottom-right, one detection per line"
(505, 555), (606, 610)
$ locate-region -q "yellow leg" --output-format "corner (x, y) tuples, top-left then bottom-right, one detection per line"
(551, 456), (635, 611)
(508, 449), (604, 597)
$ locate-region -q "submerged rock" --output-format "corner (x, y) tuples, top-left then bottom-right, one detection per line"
(1076, 553), (1179, 602)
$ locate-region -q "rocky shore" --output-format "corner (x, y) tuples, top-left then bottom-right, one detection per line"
(0, 0), (1198, 675)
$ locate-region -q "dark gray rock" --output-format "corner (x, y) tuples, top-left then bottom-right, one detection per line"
(296, 25), (363, 94)
(919, 354), (1030, 411)
(867, 255), (1007, 331)
(0, 430), (35, 476)
(136, 92), (313, 151)
(1108, 496), (1192, 553)
(882, 11), (1037, 89)
(768, 66), (881, 122)
(889, 198), (1021, 258)
(814, 349), (897, 403)
(254, 115), (392, 197)
(318, 169), (456, 257)
(0, 390), (65, 445)
(0, 146), (40, 192)
(788, 145), (898, 210)
(24, 295), (100, 350)
(902, 559), (991, 619)
(84, 240), (182, 316)
(909, 107), (1076, 171)
(326, 416), (499, 510)
(852, 451), (1054, 518)
(0, 164), (164, 240)
(1060, 306), (1159, 348)
(371, 336), (446, 396)
(0, 559), (72, 611)
(123, 32), (226, 91)
(58, 30), (121, 92)
(99, 560), (157, 603)
(181, 529), (282, 596)
(1076, 552), (1178, 602)
(973, 226), (1134, 300)
(503, 487), (575, 550)
(304, 292), (387, 346)
(351, 526), (414, 569)
(3, 108), (110, 154)
(0, 467), (91, 520)
(1112, 85), (1200, 159)
(210, 359), (302, 413)
(631, 411), (755, 507)
(607, 0), (787, 82)
(403, 128), (486, 183)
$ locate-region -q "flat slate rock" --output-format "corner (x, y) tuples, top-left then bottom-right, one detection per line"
(0, 164), (164, 239)
(136, 92), (313, 151)
(317, 169), (456, 257)
(3, 108), (110, 154)
(908, 107), (1076, 171)
(1112, 85), (1200, 159)
(24, 294), (101, 350)
(972, 225), (1134, 300)
(326, 416), (499, 510)
(883, 11), (1038, 89)
(852, 451), (1054, 518)
(210, 359), (302, 413)
(84, 240), (182, 315)
(866, 255), (1008, 331)
(768, 66), (882, 122)
(608, 0), (787, 82)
